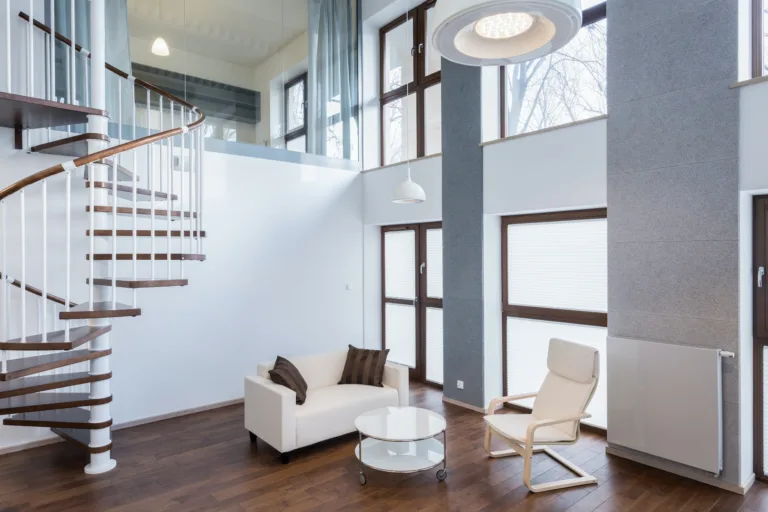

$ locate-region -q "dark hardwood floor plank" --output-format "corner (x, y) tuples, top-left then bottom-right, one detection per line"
(0, 383), (764, 512)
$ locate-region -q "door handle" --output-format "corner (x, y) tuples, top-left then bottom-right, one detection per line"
(420, 262), (425, 275)
(759, 266), (765, 288)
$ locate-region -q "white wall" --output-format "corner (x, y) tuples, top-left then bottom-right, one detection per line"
(484, 118), (608, 216)
(0, 129), (363, 450)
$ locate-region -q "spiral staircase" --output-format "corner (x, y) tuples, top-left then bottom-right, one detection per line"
(0, 2), (206, 473)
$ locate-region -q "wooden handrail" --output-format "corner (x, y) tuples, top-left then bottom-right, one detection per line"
(0, 13), (206, 202)
(0, 273), (77, 308)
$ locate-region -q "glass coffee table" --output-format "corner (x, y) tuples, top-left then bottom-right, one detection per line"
(354, 406), (447, 485)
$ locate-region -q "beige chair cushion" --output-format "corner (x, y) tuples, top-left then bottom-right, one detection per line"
(484, 413), (575, 444)
(547, 338), (599, 384)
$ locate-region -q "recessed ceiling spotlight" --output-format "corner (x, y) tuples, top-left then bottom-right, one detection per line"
(431, 0), (582, 66)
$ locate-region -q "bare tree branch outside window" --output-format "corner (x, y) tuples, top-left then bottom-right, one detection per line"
(506, 20), (607, 136)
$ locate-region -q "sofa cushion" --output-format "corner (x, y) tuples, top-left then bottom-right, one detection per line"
(268, 356), (308, 405)
(258, 351), (348, 390)
(295, 384), (399, 449)
(338, 345), (389, 387)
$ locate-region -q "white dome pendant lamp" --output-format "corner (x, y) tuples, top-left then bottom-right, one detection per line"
(151, 0), (170, 57)
(392, 71), (425, 204)
(431, 0), (582, 66)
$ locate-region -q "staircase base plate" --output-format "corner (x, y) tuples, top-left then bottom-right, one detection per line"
(84, 458), (116, 475)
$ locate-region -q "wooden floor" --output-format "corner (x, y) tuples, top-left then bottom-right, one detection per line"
(1, 384), (767, 511)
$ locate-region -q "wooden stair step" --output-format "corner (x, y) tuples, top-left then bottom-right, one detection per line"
(4, 407), (112, 429)
(0, 91), (106, 130)
(87, 253), (205, 261)
(31, 133), (110, 157)
(0, 371), (111, 399)
(87, 229), (206, 237)
(0, 349), (111, 381)
(87, 182), (176, 201)
(87, 277), (189, 288)
(0, 393), (112, 414)
(85, 159), (139, 182)
(52, 427), (112, 453)
(86, 205), (197, 219)
(59, 302), (140, 320)
(0, 325), (111, 351)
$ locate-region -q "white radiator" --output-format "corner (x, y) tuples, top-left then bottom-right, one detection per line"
(607, 336), (729, 475)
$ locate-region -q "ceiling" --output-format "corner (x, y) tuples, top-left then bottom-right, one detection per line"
(127, 0), (309, 68)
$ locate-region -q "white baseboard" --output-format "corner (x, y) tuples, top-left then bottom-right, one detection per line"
(606, 445), (753, 495)
(0, 397), (245, 456)
(442, 396), (486, 414)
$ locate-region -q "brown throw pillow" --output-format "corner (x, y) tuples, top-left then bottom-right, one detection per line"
(338, 345), (390, 387)
(268, 356), (308, 405)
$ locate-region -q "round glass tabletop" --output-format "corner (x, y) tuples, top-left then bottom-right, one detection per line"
(355, 406), (447, 442)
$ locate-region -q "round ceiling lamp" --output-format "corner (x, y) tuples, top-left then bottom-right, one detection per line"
(431, 0), (582, 66)
(392, 168), (427, 204)
(151, 37), (170, 56)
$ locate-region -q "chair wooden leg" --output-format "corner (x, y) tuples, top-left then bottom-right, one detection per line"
(524, 447), (598, 493)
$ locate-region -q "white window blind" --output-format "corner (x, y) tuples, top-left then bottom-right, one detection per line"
(507, 219), (607, 312)
(426, 228), (443, 298)
(384, 230), (416, 300)
(506, 317), (607, 428)
(426, 307), (443, 384)
(385, 303), (416, 368)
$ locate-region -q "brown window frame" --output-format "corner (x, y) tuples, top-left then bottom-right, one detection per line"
(284, 72), (308, 151)
(498, 2), (607, 139)
(754, 196), (768, 481)
(378, 0), (441, 166)
(753, 0), (765, 78)
(381, 222), (443, 387)
(501, 208), (608, 398)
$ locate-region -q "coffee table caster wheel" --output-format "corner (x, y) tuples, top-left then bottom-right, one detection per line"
(359, 472), (367, 485)
(437, 469), (447, 481)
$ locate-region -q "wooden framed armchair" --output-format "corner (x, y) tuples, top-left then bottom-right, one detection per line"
(484, 338), (600, 493)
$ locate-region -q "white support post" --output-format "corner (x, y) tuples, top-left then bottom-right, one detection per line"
(27, 0), (33, 97)
(42, 179), (47, 341)
(148, 89), (155, 279)
(179, 109), (185, 278)
(1, 200), (6, 373)
(50, 0), (55, 99)
(89, 163), (94, 307)
(70, 0), (75, 104)
(20, 189), (25, 343)
(132, 82), (137, 306)
(6, 0), (11, 92)
(85, 0), (116, 476)
(65, 169), (71, 341)
(167, 102), (173, 277)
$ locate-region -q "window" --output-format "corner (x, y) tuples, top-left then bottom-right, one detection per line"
(379, 0), (441, 166)
(753, 0), (767, 77)
(502, 209), (608, 428)
(382, 223), (443, 385)
(498, 2), (606, 138)
(284, 73), (307, 152)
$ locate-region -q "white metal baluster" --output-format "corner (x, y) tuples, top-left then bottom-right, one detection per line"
(41, 179), (47, 341)
(50, 0), (55, 99)
(88, 163), (94, 306)
(70, 0), (75, 104)
(159, 96), (164, 191)
(112, 160), (117, 307)
(187, 110), (193, 255)
(84, 56), (89, 107)
(179, 107), (185, 277)
(1, 200), (5, 373)
(132, 81), (137, 306)
(148, 89), (155, 279)
(167, 101), (173, 277)
(20, 189), (25, 343)
(65, 168), (71, 341)
(65, 48), (71, 134)
(199, 128), (204, 255)
(5, 0), (10, 92)
(117, 77), (122, 150)
(27, 0), (33, 97)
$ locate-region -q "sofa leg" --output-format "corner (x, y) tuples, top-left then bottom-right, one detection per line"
(249, 432), (258, 444)
(280, 452), (291, 464)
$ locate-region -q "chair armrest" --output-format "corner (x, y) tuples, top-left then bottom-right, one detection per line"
(487, 392), (538, 415)
(244, 376), (297, 453)
(525, 412), (592, 445)
(383, 362), (409, 406)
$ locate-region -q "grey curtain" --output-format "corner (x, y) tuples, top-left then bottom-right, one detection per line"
(51, 0), (131, 126)
(307, 0), (358, 158)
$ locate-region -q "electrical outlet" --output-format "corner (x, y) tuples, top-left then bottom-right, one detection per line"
(457, 380), (464, 390)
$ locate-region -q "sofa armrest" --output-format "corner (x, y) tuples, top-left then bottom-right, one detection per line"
(244, 376), (296, 453)
(383, 362), (409, 406)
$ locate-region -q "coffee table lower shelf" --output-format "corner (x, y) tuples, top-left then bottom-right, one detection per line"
(354, 437), (447, 485)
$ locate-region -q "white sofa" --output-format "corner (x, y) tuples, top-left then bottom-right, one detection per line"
(244, 350), (409, 462)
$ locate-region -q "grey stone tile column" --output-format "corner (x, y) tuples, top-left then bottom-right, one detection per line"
(607, 0), (740, 484)
(441, 59), (485, 408)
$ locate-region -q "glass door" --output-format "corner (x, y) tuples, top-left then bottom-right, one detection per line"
(754, 196), (768, 481)
(382, 223), (443, 385)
